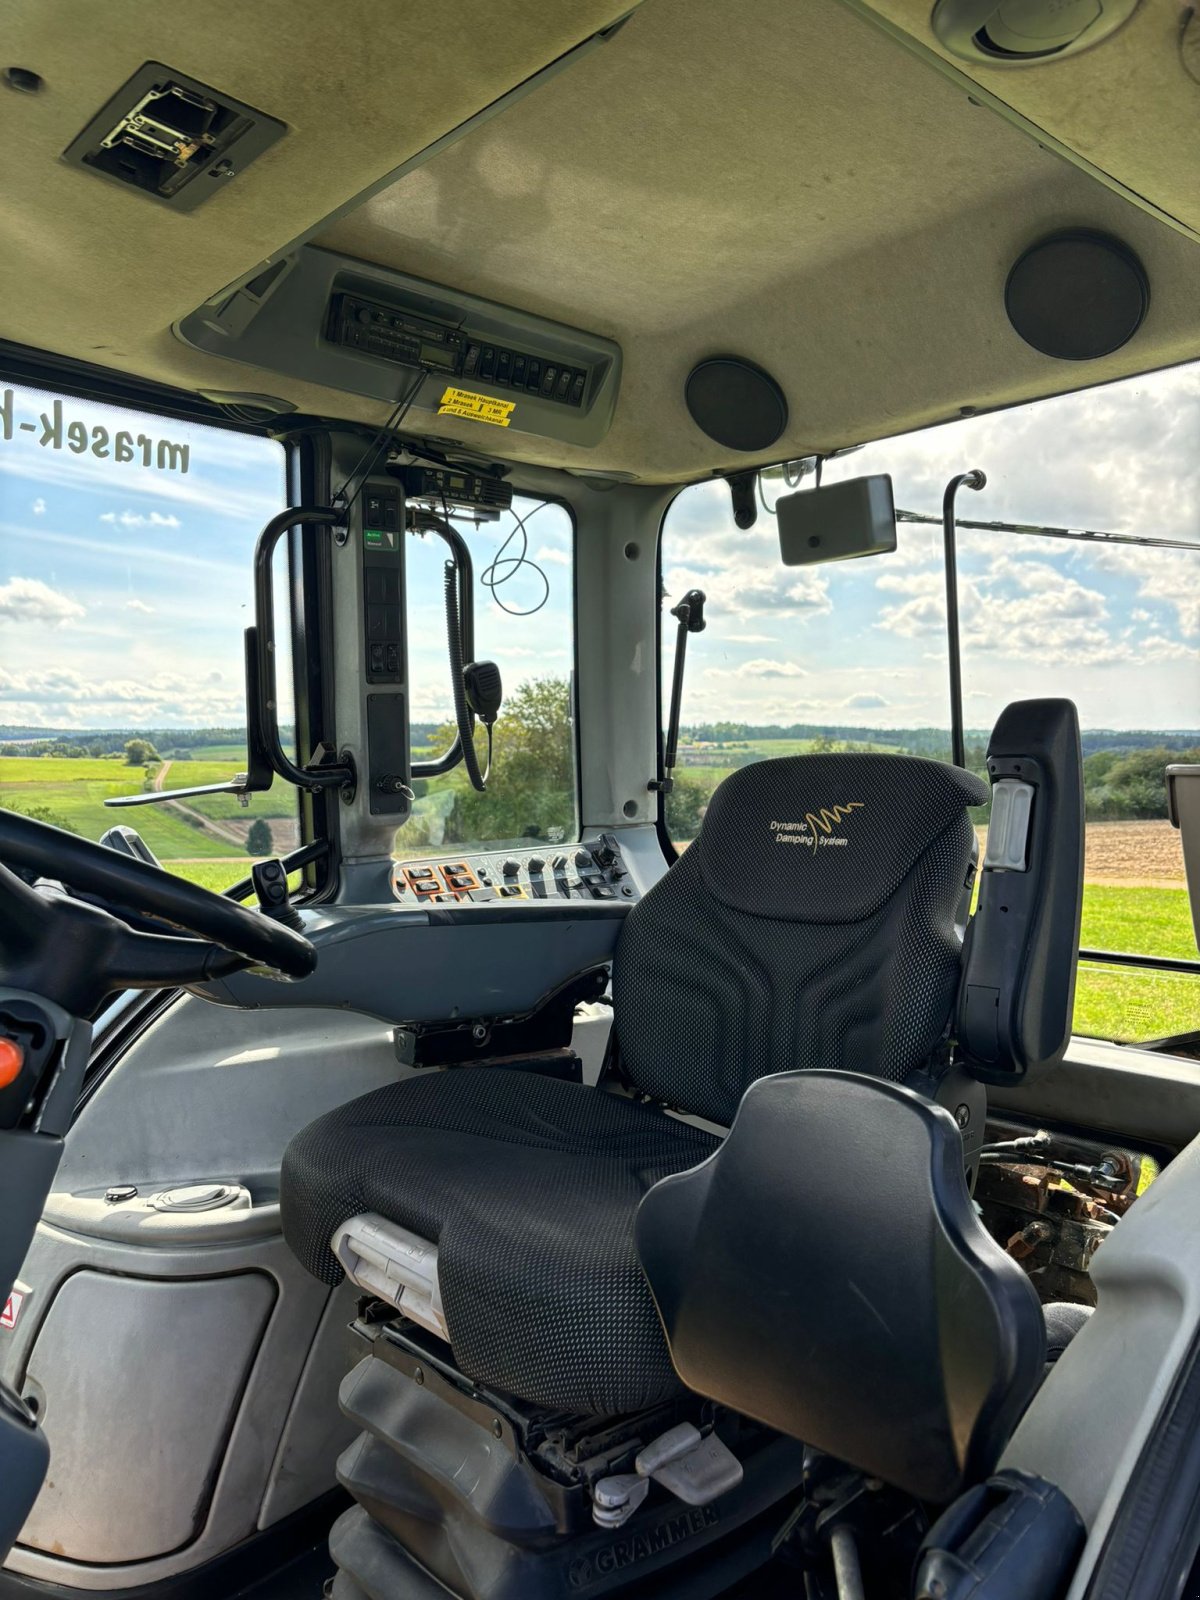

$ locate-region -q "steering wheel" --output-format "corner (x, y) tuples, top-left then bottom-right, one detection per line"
(0, 809), (316, 1016)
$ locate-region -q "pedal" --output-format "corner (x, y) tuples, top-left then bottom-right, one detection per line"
(592, 1423), (743, 1527)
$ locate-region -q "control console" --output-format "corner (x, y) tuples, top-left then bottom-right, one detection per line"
(392, 835), (637, 906)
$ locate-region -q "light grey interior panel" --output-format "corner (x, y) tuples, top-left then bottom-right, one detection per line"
(176, 245), (622, 448)
(991, 1036), (1200, 1153)
(195, 905), (625, 1024)
(2, 1230), (335, 1591)
(19, 1270), (275, 1564)
(260, 1282), (362, 1530)
(1002, 1129), (1200, 1597)
(59, 998), (402, 1194)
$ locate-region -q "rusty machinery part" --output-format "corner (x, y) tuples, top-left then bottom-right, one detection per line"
(972, 1121), (1160, 1308)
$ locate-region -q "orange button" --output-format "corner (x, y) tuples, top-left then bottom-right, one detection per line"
(0, 1038), (25, 1089)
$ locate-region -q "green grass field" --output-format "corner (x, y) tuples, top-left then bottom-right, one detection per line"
(1075, 884), (1198, 1043)
(1, 752), (1197, 1045)
(0, 754), (293, 880)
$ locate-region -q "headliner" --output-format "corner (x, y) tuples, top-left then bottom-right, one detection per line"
(2, 0), (1198, 484)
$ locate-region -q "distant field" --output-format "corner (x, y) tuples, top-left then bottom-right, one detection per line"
(0, 753), (297, 880)
(2, 743), (1198, 1046)
(190, 744), (248, 763)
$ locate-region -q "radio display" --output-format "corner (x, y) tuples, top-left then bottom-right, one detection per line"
(420, 341), (459, 369)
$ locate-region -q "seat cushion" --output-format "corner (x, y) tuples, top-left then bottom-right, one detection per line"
(281, 1068), (720, 1414)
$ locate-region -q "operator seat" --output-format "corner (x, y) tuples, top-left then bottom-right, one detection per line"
(281, 750), (988, 1415)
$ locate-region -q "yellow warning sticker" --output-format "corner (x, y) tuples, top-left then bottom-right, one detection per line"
(437, 387), (515, 428)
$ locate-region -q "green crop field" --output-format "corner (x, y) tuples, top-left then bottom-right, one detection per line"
(0, 754), (294, 886)
(1075, 885), (1198, 1044)
(156, 760), (296, 823)
(2, 741), (1198, 1047)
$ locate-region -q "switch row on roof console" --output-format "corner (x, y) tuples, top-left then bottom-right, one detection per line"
(328, 293), (589, 408)
(391, 840), (636, 905)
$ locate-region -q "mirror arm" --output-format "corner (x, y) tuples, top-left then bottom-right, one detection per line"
(410, 512), (477, 780)
(254, 507), (357, 794)
(942, 470), (986, 770)
(652, 589), (707, 793)
(109, 507), (355, 812)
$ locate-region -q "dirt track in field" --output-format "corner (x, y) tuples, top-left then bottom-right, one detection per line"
(979, 820), (1187, 886)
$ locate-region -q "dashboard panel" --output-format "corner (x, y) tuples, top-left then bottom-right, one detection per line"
(391, 835), (638, 905)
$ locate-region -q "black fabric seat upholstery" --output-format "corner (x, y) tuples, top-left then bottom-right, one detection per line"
(282, 1068), (718, 1412)
(282, 752), (989, 1415)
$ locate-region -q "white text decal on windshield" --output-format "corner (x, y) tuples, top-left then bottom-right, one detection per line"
(0, 390), (190, 474)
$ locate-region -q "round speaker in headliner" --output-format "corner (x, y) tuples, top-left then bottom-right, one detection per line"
(685, 357), (789, 452)
(1005, 231), (1149, 361)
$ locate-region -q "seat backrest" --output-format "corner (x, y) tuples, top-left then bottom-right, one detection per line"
(613, 752), (988, 1124)
(635, 1069), (1047, 1503)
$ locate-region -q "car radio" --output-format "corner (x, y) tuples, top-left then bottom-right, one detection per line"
(327, 292), (593, 409)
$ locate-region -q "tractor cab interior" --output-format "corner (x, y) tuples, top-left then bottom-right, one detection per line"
(5, 3), (1200, 1598)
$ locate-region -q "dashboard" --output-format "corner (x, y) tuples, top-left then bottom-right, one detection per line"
(391, 835), (637, 905)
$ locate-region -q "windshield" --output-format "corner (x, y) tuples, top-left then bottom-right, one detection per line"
(392, 494), (576, 862)
(0, 382), (289, 893)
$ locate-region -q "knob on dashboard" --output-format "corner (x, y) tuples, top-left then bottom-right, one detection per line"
(574, 850), (592, 868)
(527, 857), (545, 872)
(502, 860), (520, 877)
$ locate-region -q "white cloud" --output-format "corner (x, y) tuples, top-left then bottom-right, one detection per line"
(705, 658), (806, 681)
(124, 598), (155, 614)
(31, 497), (45, 517)
(843, 692), (890, 709)
(725, 632), (778, 644)
(1139, 635), (1200, 663)
(0, 577), (85, 627)
(534, 545), (569, 567)
(0, 664), (244, 725)
(99, 510), (182, 529)
(723, 570), (831, 621)
(875, 570), (943, 597)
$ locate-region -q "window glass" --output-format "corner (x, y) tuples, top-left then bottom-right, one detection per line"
(661, 478), (950, 848)
(0, 383), (289, 892)
(392, 496), (575, 860)
(661, 364), (1200, 1047)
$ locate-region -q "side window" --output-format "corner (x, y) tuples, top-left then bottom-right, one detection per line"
(392, 495), (576, 860)
(661, 363), (1200, 1050)
(660, 479), (951, 848)
(0, 384), (289, 891)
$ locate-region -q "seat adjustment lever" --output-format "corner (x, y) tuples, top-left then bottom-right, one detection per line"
(592, 1422), (743, 1528)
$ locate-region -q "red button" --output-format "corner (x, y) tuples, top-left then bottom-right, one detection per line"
(0, 1038), (25, 1089)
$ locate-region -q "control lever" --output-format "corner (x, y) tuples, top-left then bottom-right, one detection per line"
(250, 859), (304, 932)
(592, 1422), (742, 1529)
(651, 590), (707, 795)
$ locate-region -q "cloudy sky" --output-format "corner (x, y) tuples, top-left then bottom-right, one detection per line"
(2, 363), (1198, 736)
(0, 385), (285, 730)
(665, 363), (1200, 734)
(0, 382), (572, 731)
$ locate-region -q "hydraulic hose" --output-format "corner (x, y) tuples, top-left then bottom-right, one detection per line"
(443, 562), (486, 792)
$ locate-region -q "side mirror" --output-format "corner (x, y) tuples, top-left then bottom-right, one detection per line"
(776, 474), (897, 567)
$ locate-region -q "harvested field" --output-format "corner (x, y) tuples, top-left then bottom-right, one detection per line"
(978, 819), (1186, 887)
